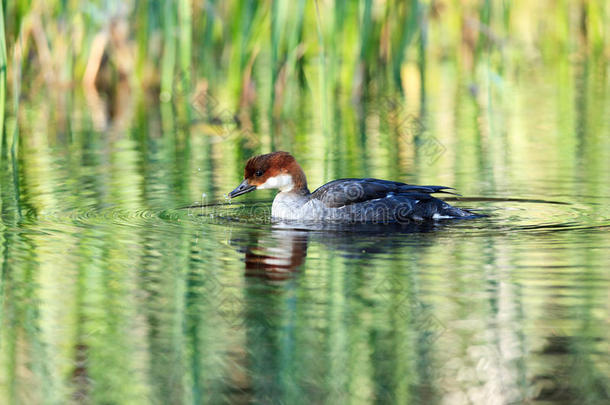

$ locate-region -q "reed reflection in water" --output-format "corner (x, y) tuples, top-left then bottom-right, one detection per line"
(1, 0), (610, 403)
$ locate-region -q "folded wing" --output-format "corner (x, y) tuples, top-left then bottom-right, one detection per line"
(310, 178), (458, 208)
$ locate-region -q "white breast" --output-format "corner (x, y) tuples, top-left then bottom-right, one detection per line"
(272, 192), (327, 220)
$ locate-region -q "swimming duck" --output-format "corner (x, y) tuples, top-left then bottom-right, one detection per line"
(228, 151), (475, 222)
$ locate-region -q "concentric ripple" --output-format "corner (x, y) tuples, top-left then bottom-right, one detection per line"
(179, 196), (610, 237)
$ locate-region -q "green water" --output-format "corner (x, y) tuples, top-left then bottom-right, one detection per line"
(1, 60), (610, 404)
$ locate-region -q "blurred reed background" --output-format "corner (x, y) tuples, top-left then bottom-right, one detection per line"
(1, 0), (608, 134)
(0, 0), (609, 200)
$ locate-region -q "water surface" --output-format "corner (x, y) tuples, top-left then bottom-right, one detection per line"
(1, 61), (609, 404)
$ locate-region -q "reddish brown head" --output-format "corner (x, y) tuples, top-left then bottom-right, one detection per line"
(228, 151), (309, 198)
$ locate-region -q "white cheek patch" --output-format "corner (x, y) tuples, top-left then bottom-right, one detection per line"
(257, 174), (294, 192)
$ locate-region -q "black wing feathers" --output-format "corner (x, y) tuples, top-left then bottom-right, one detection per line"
(310, 178), (459, 208)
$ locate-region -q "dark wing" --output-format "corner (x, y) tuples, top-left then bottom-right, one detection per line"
(310, 178), (458, 208)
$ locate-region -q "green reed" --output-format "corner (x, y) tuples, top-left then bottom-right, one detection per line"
(178, 0), (192, 95)
(0, 0), (6, 147)
(1, 0), (608, 145)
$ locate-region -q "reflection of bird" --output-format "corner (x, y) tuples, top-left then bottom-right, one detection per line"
(232, 221), (442, 281)
(239, 230), (308, 281)
(229, 151), (478, 222)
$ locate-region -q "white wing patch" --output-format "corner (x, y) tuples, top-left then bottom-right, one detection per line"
(432, 213), (453, 219)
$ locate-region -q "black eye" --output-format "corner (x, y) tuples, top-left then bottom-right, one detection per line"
(255, 170), (263, 177)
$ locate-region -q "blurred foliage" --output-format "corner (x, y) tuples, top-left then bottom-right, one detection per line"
(1, 0), (608, 176)
(1, 0), (609, 104)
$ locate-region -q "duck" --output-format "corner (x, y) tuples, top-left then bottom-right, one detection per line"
(228, 151), (477, 222)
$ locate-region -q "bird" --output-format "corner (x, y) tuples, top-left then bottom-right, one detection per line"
(228, 151), (477, 223)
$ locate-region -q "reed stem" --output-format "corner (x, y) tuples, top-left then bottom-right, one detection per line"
(0, 1), (7, 146)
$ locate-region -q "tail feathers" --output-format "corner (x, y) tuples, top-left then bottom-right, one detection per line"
(438, 203), (483, 219)
(411, 198), (481, 219)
